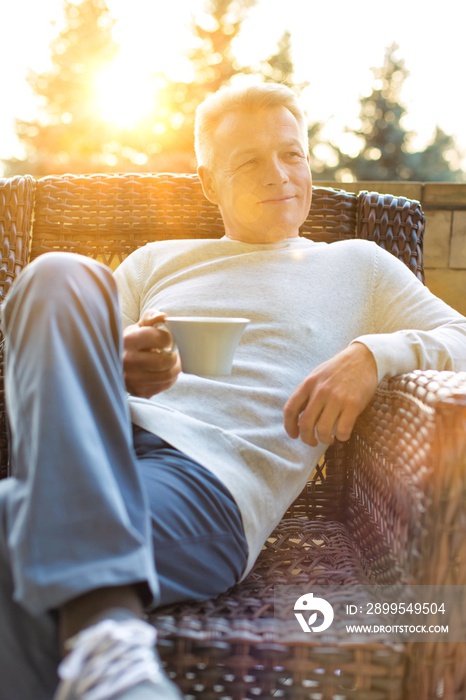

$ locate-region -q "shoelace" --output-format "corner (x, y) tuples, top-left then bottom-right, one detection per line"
(56, 618), (160, 700)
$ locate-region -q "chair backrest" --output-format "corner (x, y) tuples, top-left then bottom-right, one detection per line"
(27, 173), (425, 279)
(0, 172), (426, 479)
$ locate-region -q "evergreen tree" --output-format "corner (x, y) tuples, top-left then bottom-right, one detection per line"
(142, 0), (259, 170)
(187, 0), (258, 93)
(4, 0), (306, 176)
(145, 2), (301, 171)
(349, 43), (410, 180)
(260, 30), (295, 86)
(409, 127), (464, 182)
(6, 0), (120, 175)
(332, 44), (463, 181)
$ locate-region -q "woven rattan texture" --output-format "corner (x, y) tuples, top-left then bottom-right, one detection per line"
(388, 371), (466, 700)
(1, 173), (465, 698)
(30, 174), (359, 251)
(30, 174), (363, 267)
(151, 521), (406, 699)
(30, 175), (426, 283)
(358, 191), (425, 283)
(149, 369), (466, 699)
(0, 176), (35, 478)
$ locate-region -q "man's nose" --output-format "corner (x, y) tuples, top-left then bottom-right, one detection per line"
(262, 156), (288, 186)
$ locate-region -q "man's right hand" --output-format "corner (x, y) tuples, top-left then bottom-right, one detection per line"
(123, 309), (181, 398)
(283, 342), (378, 446)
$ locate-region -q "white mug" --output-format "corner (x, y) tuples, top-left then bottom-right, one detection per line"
(165, 316), (250, 377)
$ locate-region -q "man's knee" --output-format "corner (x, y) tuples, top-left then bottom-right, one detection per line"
(22, 252), (112, 294)
(3, 253), (117, 329)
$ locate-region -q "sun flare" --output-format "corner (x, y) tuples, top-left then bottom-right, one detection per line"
(94, 58), (158, 128)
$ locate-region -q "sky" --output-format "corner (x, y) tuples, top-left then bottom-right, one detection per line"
(1, 0), (466, 172)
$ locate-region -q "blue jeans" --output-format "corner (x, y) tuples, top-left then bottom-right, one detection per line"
(0, 253), (248, 699)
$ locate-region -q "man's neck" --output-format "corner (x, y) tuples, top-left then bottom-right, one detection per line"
(224, 233), (300, 244)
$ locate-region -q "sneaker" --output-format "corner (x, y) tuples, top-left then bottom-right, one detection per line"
(54, 614), (182, 700)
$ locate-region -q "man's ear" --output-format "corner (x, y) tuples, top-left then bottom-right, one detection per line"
(198, 166), (219, 205)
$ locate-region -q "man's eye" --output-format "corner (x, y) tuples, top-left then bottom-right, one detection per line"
(286, 151), (303, 159)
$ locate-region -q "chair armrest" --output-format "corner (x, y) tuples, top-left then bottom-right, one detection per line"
(348, 369), (466, 586)
(0, 175), (35, 479)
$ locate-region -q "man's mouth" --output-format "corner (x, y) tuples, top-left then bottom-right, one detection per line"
(260, 195), (296, 204)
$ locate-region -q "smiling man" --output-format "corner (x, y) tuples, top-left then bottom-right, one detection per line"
(197, 103), (312, 243)
(1, 82), (466, 700)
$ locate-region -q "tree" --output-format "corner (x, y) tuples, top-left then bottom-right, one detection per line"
(409, 127), (464, 181)
(138, 0), (259, 171)
(144, 2), (302, 172)
(4, 0), (305, 176)
(5, 0), (121, 175)
(329, 44), (464, 181)
(260, 30), (295, 86)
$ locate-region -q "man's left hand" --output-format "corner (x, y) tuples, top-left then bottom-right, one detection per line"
(284, 342), (378, 446)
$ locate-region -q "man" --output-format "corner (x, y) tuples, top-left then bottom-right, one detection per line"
(0, 82), (465, 700)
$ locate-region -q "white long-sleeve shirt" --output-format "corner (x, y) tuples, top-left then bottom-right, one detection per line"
(114, 236), (466, 577)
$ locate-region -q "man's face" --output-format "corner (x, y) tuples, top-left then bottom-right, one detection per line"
(198, 106), (312, 244)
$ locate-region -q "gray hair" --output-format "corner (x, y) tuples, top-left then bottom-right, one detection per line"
(194, 82), (309, 169)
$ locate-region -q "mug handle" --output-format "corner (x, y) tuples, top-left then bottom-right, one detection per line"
(153, 322), (177, 355)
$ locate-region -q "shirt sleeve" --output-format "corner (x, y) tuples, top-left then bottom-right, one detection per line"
(113, 246), (147, 329)
(352, 244), (466, 383)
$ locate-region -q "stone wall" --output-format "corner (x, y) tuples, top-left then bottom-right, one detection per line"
(318, 181), (466, 316)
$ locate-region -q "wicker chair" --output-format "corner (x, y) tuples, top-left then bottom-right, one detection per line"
(0, 173), (465, 700)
